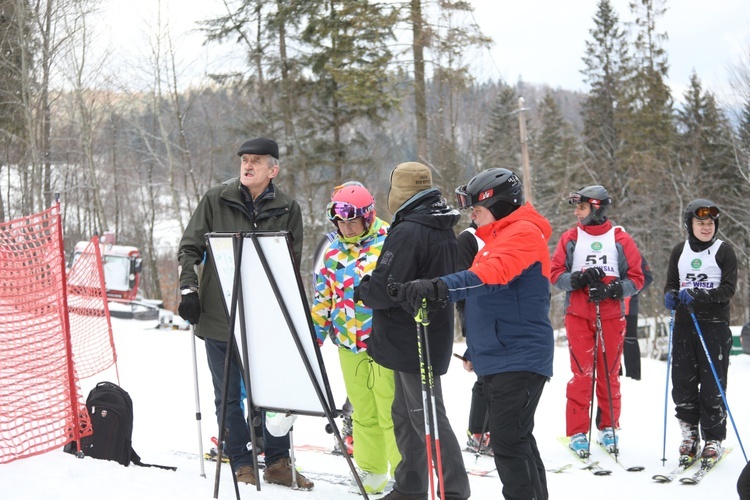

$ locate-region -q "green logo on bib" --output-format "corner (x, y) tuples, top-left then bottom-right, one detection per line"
(591, 242), (603, 251)
(691, 259), (702, 269)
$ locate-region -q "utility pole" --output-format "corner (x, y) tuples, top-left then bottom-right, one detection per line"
(517, 97), (532, 204)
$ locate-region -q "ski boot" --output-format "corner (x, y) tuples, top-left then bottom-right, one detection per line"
(597, 427), (618, 454)
(569, 433), (590, 458)
(466, 430), (492, 456)
(678, 420), (700, 465)
(333, 414), (354, 456)
(701, 440), (723, 463)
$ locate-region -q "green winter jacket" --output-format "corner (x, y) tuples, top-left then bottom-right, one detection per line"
(178, 177), (303, 341)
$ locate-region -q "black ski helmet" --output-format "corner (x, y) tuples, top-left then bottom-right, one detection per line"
(455, 168), (524, 217)
(568, 185), (611, 225)
(683, 198), (720, 243)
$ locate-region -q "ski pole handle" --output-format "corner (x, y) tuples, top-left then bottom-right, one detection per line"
(414, 298), (430, 325)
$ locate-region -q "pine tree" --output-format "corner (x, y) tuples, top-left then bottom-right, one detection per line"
(628, 0), (675, 154)
(299, 0), (399, 183)
(531, 91), (586, 233)
(676, 72), (746, 218)
(580, 0), (633, 189)
(479, 84), (521, 172)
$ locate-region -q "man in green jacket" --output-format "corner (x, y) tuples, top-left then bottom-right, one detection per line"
(177, 137), (312, 490)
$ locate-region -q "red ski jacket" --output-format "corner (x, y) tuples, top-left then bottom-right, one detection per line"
(550, 220), (644, 320)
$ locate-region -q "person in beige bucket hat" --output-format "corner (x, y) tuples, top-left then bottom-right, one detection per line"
(356, 161), (470, 500)
(387, 162), (433, 215)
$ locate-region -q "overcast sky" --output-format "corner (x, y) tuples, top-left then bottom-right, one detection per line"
(470, 0), (749, 101)
(97, 0), (749, 103)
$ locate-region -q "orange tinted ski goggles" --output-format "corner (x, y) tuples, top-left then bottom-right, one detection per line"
(693, 206), (720, 220)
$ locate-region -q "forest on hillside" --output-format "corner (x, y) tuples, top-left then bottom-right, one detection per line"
(1, 0), (749, 332)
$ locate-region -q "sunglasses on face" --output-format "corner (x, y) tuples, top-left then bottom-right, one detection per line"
(693, 206), (720, 220)
(327, 201), (371, 222)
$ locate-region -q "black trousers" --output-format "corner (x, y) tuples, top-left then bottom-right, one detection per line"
(485, 371), (548, 500)
(622, 314), (641, 380)
(468, 376), (489, 435)
(391, 371), (471, 499)
(671, 321), (732, 441)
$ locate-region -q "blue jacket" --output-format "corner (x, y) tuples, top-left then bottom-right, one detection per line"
(440, 204), (554, 377)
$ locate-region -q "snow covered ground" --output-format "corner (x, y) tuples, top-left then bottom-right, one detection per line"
(2, 315), (749, 499)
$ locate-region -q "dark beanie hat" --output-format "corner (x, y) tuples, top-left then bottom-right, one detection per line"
(237, 137), (279, 159)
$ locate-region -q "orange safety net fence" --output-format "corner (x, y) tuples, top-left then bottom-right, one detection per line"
(67, 237), (117, 380)
(0, 204), (92, 464)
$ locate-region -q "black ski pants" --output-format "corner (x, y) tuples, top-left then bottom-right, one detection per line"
(484, 371), (549, 500)
(671, 320), (732, 441)
(622, 314), (641, 380)
(390, 371), (470, 499)
(468, 376), (489, 435)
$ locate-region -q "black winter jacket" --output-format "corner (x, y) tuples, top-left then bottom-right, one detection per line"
(357, 189), (460, 375)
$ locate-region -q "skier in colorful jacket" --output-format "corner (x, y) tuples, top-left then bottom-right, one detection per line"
(311, 183), (400, 494)
(664, 199), (737, 463)
(550, 185), (644, 456)
(394, 168), (554, 500)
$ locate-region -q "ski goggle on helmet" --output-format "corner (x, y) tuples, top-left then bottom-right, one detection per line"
(327, 201), (374, 221)
(692, 206), (720, 220)
(327, 184), (375, 227)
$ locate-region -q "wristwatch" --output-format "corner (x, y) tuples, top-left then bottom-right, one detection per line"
(181, 286), (199, 295)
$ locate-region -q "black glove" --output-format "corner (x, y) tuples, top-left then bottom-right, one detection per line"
(353, 274), (370, 303)
(605, 280), (623, 299)
(571, 267), (606, 290)
(178, 292), (201, 324)
(588, 281), (607, 302)
(396, 278), (448, 314)
(678, 287), (710, 306)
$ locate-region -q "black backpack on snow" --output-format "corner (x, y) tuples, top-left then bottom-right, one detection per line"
(65, 381), (175, 470)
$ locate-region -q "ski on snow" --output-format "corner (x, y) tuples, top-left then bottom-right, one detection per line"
(652, 447), (732, 484)
(652, 455), (701, 483)
(679, 448), (732, 485)
(303, 470), (351, 486)
(557, 436), (612, 476)
(462, 446), (572, 476)
(595, 442), (645, 472)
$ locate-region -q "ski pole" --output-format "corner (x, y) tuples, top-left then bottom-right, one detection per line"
(190, 324), (206, 477)
(688, 307), (747, 461)
(415, 299), (445, 500)
(586, 310), (600, 458)
(661, 311), (675, 466)
(414, 304), (436, 500)
(418, 301), (445, 498)
(474, 407), (491, 457)
(595, 302), (618, 458)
